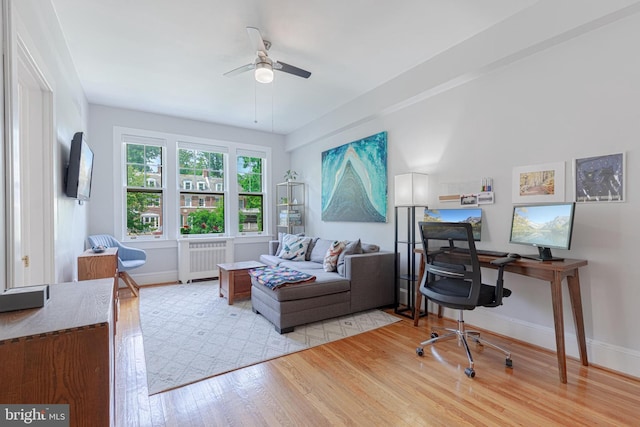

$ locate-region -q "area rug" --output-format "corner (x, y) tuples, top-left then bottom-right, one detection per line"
(139, 282), (400, 395)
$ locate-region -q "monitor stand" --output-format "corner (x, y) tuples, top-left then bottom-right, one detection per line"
(521, 246), (564, 262)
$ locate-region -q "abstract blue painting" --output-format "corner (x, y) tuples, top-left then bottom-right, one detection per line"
(321, 131), (387, 222)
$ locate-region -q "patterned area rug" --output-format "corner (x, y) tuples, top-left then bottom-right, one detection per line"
(139, 282), (400, 395)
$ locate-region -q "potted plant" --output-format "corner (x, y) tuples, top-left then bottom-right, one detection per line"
(284, 170), (298, 182)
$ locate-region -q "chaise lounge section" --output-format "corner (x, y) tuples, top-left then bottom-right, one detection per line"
(251, 236), (396, 333)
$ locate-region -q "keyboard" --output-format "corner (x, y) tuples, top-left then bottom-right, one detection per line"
(441, 247), (509, 257)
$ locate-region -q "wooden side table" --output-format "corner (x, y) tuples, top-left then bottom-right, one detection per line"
(218, 261), (265, 305)
(78, 247), (119, 323)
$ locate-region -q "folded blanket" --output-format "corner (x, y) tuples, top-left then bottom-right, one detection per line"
(248, 266), (316, 290)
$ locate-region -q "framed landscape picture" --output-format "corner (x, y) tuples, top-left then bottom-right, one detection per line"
(574, 152), (625, 202)
(512, 161), (565, 203)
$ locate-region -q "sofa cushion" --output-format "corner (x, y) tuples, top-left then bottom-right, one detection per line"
(279, 235), (312, 261)
(279, 260), (324, 271)
(310, 238), (334, 263)
(323, 240), (346, 272)
(337, 239), (363, 276)
(252, 274), (350, 302)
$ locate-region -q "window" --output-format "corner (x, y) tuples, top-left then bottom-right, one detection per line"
(237, 154), (264, 232)
(125, 143), (164, 237)
(116, 126), (272, 241)
(178, 147), (225, 235)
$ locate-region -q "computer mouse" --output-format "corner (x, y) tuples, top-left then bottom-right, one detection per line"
(507, 253), (521, 259)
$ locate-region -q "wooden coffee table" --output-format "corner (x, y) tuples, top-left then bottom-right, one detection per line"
(218, 261), (265, 305)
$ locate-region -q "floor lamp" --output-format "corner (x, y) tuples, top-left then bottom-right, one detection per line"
(394, 172), (429, 319)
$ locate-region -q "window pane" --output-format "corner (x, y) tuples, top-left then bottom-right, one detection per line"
(239, 195), (262, 232)
(178, 148), (224, 192)
(127, 191), (163, 236)
(180, 193), (224, 235)
(237, 156), (263, 193)
(127, 165), (145, 187)
(127, 144), (145, 163)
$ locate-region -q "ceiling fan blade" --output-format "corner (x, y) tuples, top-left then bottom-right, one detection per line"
(274, 61), (311, 79)
(246, 26), (267, 54)
(223, 63), (255, 77)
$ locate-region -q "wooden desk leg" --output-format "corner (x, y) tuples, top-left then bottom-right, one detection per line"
(567, 270), (589, 366)
(550, 272), (568, 383)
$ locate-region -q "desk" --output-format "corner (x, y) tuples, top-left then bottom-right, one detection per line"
(414, 249), (588, 384)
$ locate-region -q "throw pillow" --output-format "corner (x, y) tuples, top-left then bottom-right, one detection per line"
(306, 237), (320, 261)
(361, 243), (380, 253)
(279, 235), (312, 261)
(323, 240), (347, 272)
(276, 232), (304, 256)
(310, 238), (334, 263)
(337, 239), (363, 276)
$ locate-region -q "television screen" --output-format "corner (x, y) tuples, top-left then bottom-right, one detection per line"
(65, 132), (94, 201)
(509, 203), (575, 260)
(423, 208), (482, 241)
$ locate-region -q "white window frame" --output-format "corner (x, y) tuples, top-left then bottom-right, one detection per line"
(114, 126), (273, 243)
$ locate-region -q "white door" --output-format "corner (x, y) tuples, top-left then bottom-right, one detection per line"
(11, 40), (54, 286)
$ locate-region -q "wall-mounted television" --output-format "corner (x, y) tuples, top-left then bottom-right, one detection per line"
(423, 208), (482, 241)
(509, 202), (576, 261)
(65, 132), (94, 202)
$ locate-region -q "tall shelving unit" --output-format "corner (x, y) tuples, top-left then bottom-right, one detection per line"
(276, 181), (305, 234)
(394, 205), (427, 319)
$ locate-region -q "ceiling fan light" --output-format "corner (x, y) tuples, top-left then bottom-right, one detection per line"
(255, 62), (274, 84)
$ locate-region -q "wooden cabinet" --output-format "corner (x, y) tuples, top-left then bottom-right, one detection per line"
(218, 261), (265, 305)
(0, 279), (115, 427)
(78, 247), (118, 284)
(78, 247), (119, 322)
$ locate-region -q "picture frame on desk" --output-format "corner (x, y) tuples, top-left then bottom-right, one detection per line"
(512, 161), (565, 203)
(574, 152), (625, 203)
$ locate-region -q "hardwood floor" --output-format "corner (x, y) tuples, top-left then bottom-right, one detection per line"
(116, 290), (640, 426)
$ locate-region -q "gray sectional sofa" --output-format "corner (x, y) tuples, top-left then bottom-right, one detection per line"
(251, 237), (396, 333)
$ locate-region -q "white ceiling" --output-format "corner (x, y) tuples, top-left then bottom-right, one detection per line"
(50, 0), (539, 134)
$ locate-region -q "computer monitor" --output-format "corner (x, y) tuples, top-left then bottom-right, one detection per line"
(509, 202), (575, 261)
(423, 208), (482, 241)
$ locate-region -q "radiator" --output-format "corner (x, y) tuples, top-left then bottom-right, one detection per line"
(178, 237), (234, 283)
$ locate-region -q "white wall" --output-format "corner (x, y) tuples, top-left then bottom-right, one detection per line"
(287, 8), (640, 377)
(11, 0), (89, 282)
(87, 105), (288, 283)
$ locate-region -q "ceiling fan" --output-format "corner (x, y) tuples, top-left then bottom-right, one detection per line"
(224, 27), (311, 84)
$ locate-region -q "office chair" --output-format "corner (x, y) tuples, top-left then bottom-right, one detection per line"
(87, 234), (146, 297)
(415, 222), (516, 378)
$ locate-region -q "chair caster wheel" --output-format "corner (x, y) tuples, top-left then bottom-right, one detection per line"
(506, 358), (513, 368)
(465, 367), (476, 378)
(430, 332), (438, 339)
(416, 347), (424, 357)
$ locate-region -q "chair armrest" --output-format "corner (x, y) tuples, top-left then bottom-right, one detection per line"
(488, 257), (517, 305)
(490, 257), (518, 267)
(117, 244), (146, 261)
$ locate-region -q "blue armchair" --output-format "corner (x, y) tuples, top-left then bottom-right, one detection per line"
(88, 234), (146, 297)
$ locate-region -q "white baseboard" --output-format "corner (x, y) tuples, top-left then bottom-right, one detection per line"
(436, 308), (640, 379)
(124, 270), (179, 287)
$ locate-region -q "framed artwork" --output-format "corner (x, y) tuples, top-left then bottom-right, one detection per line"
(512, 161), (565, 203)
(321, 131), (387, 222)
(574, 152), (625, 202)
